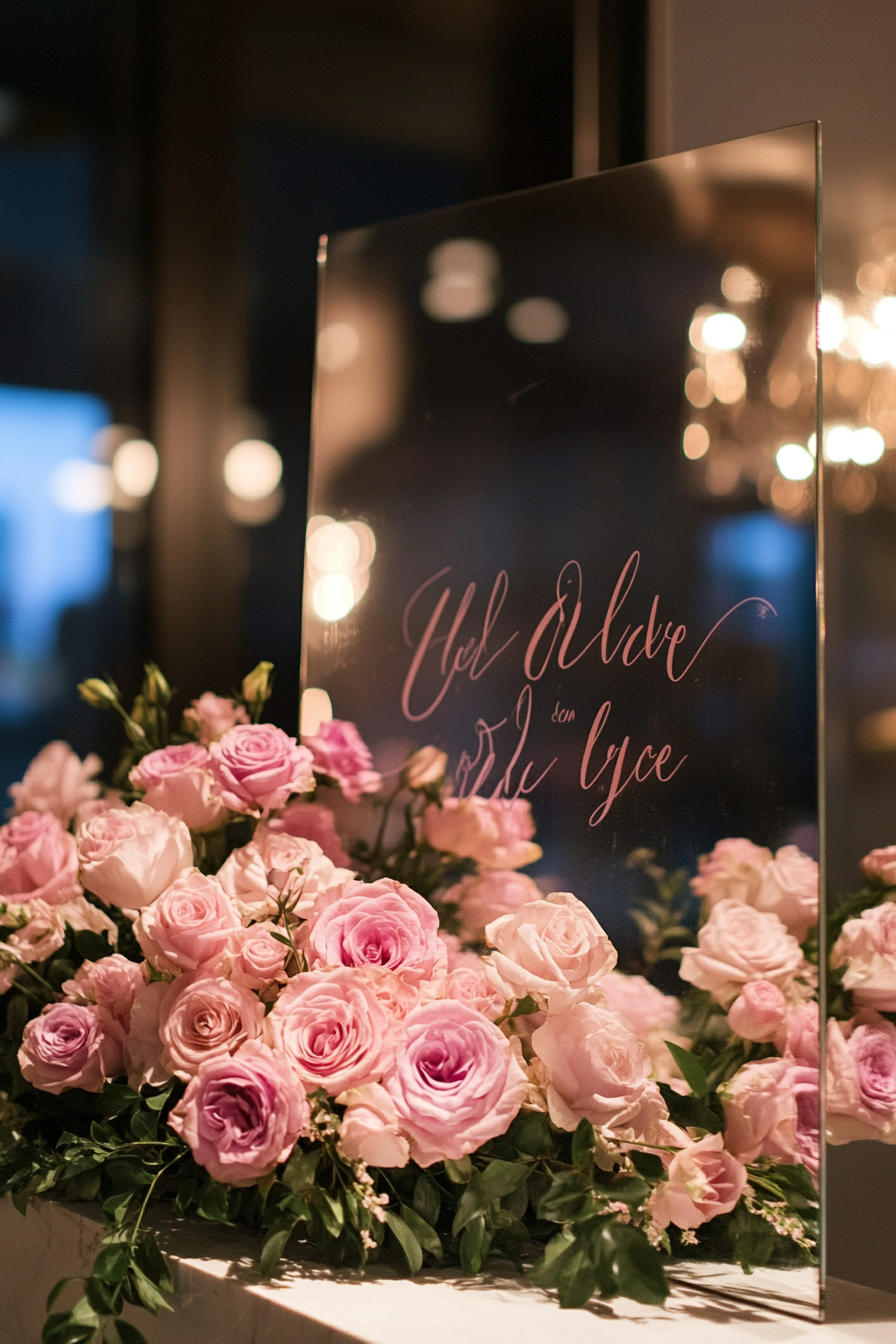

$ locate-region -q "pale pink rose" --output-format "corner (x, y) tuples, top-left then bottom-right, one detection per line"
(266, 801), (352, 867)
(755, 846), (818, 940)
(183, 692), (249, 745)
(158, 970), (265, 1081)
(439, 964), (505, 1020)
(382, 1000), (526, 1166)
(73, 794), (127, 832)
(126, 980), (171, 1089)
(648, 1134), (747, 1230)
(438, 931), (478, 972)
(861, 846), (896, 888)
(19, 1002), (126, 1094)
(266, 968), (401, 1095)
(423, 796), (542, 870)
(133, 870), (240, 974)
(363, 967), (421, 1020)
(484, 892), (617, 1011)
(5, 902), (65, 965)
(302, 878), (446, 987)
(404, 746), (447, 789)
(0, 812), (81, 906)
(827, 1012), (896, 1144)
(337, 1083), (410, 1168)
(601, 972), (679, 1040)
(225, 922), (290, 990)
(129, 744), (228, 833)
(8, 741), (101, 825)
(54, 896), (118, 945)
(218, 827), (353, 922)
(531, 1003), (667, 1141)
(78, 803), (192, 909)
(444, 870), (542, 943)
(209, 723), (314, 817)
(832, 900), (896, 1012)
(722, 1057), (820, 1173)
(169, 1040), (308, 1185)
(775, 1000), (820, 1065)
(678, 901), (805, 1007)
(691, 838), (771, 905)
(63, 954), (146, 1029)
(302, 719), (381, 803)
(726, 980), (788, 1043)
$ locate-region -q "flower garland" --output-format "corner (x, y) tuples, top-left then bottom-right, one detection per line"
(6, 659), (887, 1344)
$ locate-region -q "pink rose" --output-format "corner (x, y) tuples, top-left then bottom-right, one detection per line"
(126, 981), (171, 1089)
(775, 1000), (819, 1065)
(0, 812), (81, 906)
(8, 741), (101, 825)
(183, 692), (249, 745)
(129, 744), (228, 832)
(827, 1012), (896, 1144)
(364, 967), (421, 1021)
(648, 1134), (747, 1230)
(169, 1040), (308, 1185)
(78, 803), (192, 909)
(443, 870), (542, 943)
(225, 922), (290, 990)
(302, 878), (446, 987)
(382, 1000), (526, 1166)
(133, 870), (241, 973)
(209, 724), (314, 817)
(423, 796), (542, 870)
(861, 846), (896, 887)
(55, 896), (119, 945)
(5, 902), (66, 967)
(531, 1003), (667, 1141)
(266, 801), (352, 867)
(484, 891), (617, 1011)
(337, 1083), (410, 1168)
(832, 900), (896, 1011)
(678, 901), (805, 1007)
(218, 829), (352, 922)
(722, 1057), (820, 1173)
(726, 980), (788, 1043)
(301, 719), (381, 803)
(438, 932), (476, 971)
(19, 1002), (126, 1094)
(63, 954), (146, 1029)
(691, 838), (771, 905)
(755, 846), (818, 940)
(601, 972), (680, 1040)
(404, 747), (447, 789)
(73, 794), (127, 832)
(158, 970), (264, 1080)
(266, 968), (401, 1095)
(438, 964), (505, 1020)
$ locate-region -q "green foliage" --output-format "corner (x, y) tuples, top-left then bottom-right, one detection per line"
(625, 849), (698, 974)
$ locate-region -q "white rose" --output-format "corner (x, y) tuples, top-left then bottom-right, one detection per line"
(78, 803), (193, 909)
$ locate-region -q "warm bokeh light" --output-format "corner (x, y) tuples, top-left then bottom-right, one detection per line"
(705, 350), (746, 403)
(307, 520), (361, 573)
(874, 296), (896, 333)
(775, 442), (814, 481)
(223, 439), (283, 502)
(701, 312), (747, 351)
(824, 425), (855, 462)
(49, 459), (113, 513)
(721, 265), (762, 302)
(682, 423), (710, 459)
(684, 367), (713, 407)
(817, 295), (846, 352)
(312, 572), (356, 621)
(317, 322), (361, 372)
(850, 425), (885, 464)
(112, 439), (158, 499)
(421, 238), (499, 322)
(300, 687), (333, 736)
(506, 297), (568, 343)
(305, 515), (376, 624)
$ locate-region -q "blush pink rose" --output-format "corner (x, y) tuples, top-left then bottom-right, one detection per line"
(62, 954), (146, 1028)
(126, 980), (171, 1088)
(648, 1134), (747, 1230)
(4, 901), (66, 967)
(832, 900), (896, 1012)
(158, 970), (265, 1081)
(827, 1012), (896, 1144)
(726, 980), (788, 1043)
(438, 964), (505, 1020)
(601, 971), (680, 1040)
(678, 900), (805, 1007)
(133, 870), (241, 973)
(77, 803), (192, 909)
(301, 719), (381, 803)
(169, 1040), (308, 1185)
(8, 741), (101, 825)
(404, 747), (447, 790)
(531, 1003), (667, 1141)
(722, 1056), (820, 1173)
(129, 744), (228, 833)
(55, 896), (119, 945)
(302, 878), (446, 986)
(209, 723), (314, 817)
(217, 827), (353, 922)
(861, 846), (896, 888)
(691, 838), (771, 905)
(775, 999), (820, 1065)
(183, 692), (248, 745)
(754, 846), (818, 940)
(266, 968), (401, 1095)
(225, 922), (290, 991)
(438, 932), (477, 971)
(444, 870), (542, 943)
(382, 1000), (526, 1166)
(0, 812), (81, 906)
(19, 1002), (126, 1094)
(423, 796), (541, 870)
(484, 891), (617, 1011)
(265, 801), (352, 867)
(337, 1083), (410, 1168)
(363, 967), (421, 1021)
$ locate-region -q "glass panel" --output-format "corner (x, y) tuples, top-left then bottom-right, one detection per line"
(305, 124), (820, 1318)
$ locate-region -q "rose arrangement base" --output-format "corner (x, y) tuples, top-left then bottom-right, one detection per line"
(1, 1198), (893, 1344)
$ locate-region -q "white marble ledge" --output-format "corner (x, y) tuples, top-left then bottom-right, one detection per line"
(1, 1196), (894, 1344)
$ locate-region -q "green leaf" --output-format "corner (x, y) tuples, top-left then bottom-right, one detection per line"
(260, 1221), (297, 1279)
(143, 1083), (174, 1112)
(100, 1085), (141, 1119)
(556, 1243), (599, 1309)
(509, 994), (540, 1018)
(629, 1151), (665, 1182)
(412, 1173), (441, 1227)
(664, 1042), (709, 1098)
(104, 1159), (154, 1192)
(269, 930), (296, 950)
(282, 1146), (322, 1195)
(93, 1243), (131, 1284)
(85, 1274), (120, 1316)
(102, 1192), (134, 1226)
(400, 1204), (443, 1260)
(571, 1118), (596, 1169)
(134, 1234), (173, 1293)
(197, 1180), (232, 1224)
(527, 1228), (577, 1287)
(458, 1214), (489, 1275)
(385, 1210), (423, 1274)
(771, 1163), (818, 1204)
(129, 1264), (172, 1314)
(73, 929), (112, 962)
(603, 1222), (667, 1305)
(452, 1159), (530, 1235)
(173, 1179), (198, 1218)
(41, 1314), (97, 1344)
(658, 1083), (722, 1134)
(111, 1319), (149, 1344)
(537, 1170), (592, 1223)
(312, 1189), (345, 1239)
(505, 1110), (558, 1159)
(443, 1155), (474, 1184)
(46, 1278), (77, 1312)
(604, 1174), (649, 1207)
(129, 1108), (159, 1142)
(64, 1169), (101, 1202)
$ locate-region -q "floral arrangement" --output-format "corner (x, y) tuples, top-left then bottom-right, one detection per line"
(0, 659), (860, 1344)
